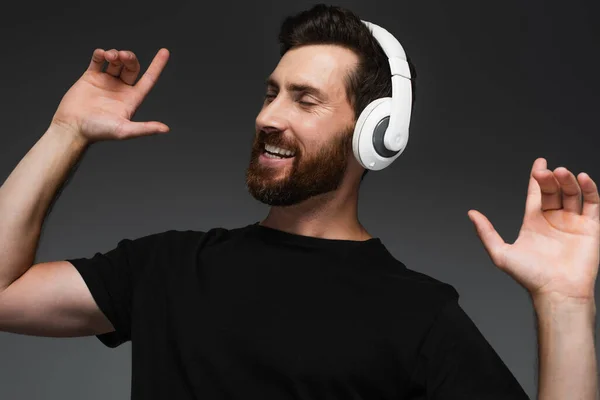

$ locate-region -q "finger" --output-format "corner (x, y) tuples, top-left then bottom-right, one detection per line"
(467, 209), (508, 269)
(533, 168), (563, 212)
(135, 48), (170, 98)
(116, 120), (170, 139)
(553, 167), (582, 214)
(104, 49), (124, 77)
(118, 50), (141, 85)
(87, 49), (106, 72)
(579, 172), (600, 220)
(524, 157), (548, 215)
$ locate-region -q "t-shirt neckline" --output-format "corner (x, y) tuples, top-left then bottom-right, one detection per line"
(248, 221), (383, 250)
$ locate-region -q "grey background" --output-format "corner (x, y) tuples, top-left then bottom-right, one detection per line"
(0, 0), (598, 398)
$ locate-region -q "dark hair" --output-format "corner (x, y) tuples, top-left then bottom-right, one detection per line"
(277, 4), (417, 182)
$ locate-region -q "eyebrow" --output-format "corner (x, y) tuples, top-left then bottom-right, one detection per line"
(265, 76), (328, 101)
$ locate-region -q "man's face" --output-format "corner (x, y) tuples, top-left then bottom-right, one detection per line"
(245, 44), (358, 206)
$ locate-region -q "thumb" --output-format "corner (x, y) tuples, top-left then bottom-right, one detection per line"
(468, 209), (508, 269)
(118, 120), (170, 139)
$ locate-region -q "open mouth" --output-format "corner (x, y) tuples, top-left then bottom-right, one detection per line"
(262, 143), (296, 159)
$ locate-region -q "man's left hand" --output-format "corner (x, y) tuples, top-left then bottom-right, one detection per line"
(468, 157), (599, 305)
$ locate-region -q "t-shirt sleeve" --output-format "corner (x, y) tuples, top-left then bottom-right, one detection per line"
(411, 298), (531, 399)
(66, 231), (174, 348)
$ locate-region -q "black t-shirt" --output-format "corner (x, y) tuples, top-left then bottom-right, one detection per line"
(67, 222), (530, 399)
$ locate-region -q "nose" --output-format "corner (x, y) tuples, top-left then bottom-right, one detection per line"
(255, 95), (289, 133)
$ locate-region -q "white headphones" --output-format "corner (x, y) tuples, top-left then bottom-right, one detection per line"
(352, 20), (413, 171)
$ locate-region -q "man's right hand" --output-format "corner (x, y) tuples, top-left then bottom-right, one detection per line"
(50, 48), (171, 144)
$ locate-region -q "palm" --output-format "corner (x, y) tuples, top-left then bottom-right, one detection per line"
(61, 72), (136, 138)
(469, 158), (600, 302)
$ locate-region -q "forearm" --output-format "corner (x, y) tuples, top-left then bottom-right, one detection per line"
(0, 123), (89, 290)
(534, 294), (598, 400)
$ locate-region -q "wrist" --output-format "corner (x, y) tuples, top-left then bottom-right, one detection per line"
(532, 292), (596, 321)
(47, 120), (89, 149)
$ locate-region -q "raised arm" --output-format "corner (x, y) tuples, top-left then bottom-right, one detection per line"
(468, 157), (599, 399)
(0, 48), (170, 337)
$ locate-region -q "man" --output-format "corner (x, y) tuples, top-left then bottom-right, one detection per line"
(0, 4), (597, 399)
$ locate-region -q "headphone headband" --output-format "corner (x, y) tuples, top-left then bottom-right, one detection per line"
(361, 20), (412, 153)
(361, 21), (411, 79)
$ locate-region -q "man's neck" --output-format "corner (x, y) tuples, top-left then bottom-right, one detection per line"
(259, 190), (371, 241)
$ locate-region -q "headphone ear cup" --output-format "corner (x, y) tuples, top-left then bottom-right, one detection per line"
(353, 97), (404, 171)
(353, 98), (387, 168)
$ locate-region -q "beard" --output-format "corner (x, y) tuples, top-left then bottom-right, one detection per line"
(245, 125), (354, 206)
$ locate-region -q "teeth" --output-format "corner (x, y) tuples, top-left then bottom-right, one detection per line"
(265, 143), (295, 157)
(264, 152), (284, 159)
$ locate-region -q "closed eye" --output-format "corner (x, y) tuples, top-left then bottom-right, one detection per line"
(263, 93), (316, 107)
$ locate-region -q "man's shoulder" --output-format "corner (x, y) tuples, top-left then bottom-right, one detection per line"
(396, 264), (457, 294)
(376, 254), (460, 306)
(139, 222), (255, 245)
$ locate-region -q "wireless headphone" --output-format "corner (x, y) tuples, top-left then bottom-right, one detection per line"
(352, 20), (413, 171)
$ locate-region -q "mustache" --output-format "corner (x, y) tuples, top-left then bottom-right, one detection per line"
(257, 131), (297, 152)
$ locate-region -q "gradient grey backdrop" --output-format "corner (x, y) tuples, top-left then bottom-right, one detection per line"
(0, 0), (598, 398)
